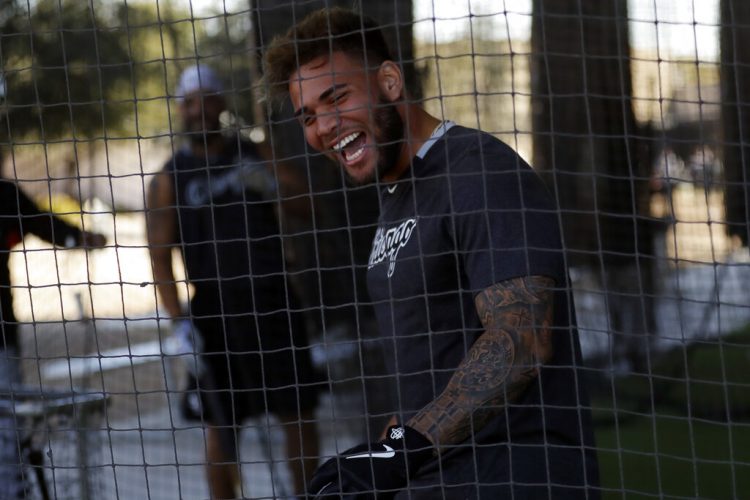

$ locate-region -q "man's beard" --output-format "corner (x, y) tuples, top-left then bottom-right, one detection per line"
(182, 119), (222, 146)
(346, 96), (404, 186)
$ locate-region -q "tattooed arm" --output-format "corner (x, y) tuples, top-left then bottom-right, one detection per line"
(407, 275), (555, 451)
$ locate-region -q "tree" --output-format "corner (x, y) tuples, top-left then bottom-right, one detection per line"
(721, 0), (750, 246)
(0, 0), (134, 142)
(531, 0), (655, 370)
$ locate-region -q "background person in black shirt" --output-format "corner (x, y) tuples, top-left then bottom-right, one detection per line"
(0, 176), (105, 498)
(264, 8), (600, 499)
(146, 64), (320, 499)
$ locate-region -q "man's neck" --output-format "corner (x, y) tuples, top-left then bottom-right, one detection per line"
(382, 106), (441, 182)
(189, 132), (225, 158)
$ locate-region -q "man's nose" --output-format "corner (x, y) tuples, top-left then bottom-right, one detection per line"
(316, 109), (339, 140)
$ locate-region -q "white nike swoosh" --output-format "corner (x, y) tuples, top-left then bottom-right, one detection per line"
(314, 481), (334, 496)
(345, 444), (395, 459)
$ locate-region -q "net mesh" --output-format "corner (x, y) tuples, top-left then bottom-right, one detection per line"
(0, 0), (748, 498)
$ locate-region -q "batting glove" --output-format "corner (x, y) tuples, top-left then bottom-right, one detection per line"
(170, 318), (204, 376)
(309, 425), (433, 499)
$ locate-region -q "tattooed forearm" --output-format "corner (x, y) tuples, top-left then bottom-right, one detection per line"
(408, 275), (555, 450)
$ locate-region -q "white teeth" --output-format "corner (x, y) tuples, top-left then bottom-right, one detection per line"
(345, 145), (365, 162)
(333, 132), (361, 151)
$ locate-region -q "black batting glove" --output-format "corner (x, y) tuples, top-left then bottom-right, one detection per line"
(309, 425), (433, 499)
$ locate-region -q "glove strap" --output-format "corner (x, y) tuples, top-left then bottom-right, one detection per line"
(383, 425), (433, 475)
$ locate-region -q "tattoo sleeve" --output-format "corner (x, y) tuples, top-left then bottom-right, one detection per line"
(407, 275), (555, 450)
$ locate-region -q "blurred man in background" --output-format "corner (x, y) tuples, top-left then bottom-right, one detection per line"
(146, 64), (320, 498)
(0, 174), (105, 499)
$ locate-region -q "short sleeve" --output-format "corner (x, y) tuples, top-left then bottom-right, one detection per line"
(449, 145), (566, 294)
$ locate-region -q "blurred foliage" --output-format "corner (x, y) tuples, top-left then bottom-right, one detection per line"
(0, 0), (257, 144)
(0, 0), (133, 140)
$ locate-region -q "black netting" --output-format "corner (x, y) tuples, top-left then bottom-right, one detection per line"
(0, 1), (747, 498)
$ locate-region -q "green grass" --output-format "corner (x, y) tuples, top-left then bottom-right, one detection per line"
(592, 324), (750, 499)
(595, 414), (750, 499)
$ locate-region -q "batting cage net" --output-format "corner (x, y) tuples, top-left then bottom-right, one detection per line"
(0, 0), (748, 498)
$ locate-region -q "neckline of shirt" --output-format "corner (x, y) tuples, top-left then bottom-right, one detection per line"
(415, 120), (456, 160)
(384, 120), (456, 195)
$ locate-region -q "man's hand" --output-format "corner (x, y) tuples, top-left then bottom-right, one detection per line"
(80, 231), (106, 248)
(65, 231), (106, 249)
(309, 426), (432, 499)
(169, 318), (204, 376)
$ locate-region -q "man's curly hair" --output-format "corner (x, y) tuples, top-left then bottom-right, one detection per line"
(262, 7), (393, 106)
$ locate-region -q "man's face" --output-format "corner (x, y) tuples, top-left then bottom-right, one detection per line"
(288, 51), (403, 185)
(179, 91), (224, 141)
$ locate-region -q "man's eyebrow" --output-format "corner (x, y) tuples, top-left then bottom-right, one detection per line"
(319, 83), (348, 102)
(293, 83), (348, 118)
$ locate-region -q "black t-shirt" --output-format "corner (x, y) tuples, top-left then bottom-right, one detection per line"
(366, 126), (599, 495)
(165, 139), (287, 312)
(165, 140), (320, 416)
(0, 180), (81, 350)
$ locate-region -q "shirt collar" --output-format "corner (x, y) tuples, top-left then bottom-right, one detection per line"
(415, 120), (456, 160)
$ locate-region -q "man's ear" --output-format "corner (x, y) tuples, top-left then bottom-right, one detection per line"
(377, 61), (403, 102)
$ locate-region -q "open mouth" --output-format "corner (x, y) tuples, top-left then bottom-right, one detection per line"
(332, 131), (367, 163)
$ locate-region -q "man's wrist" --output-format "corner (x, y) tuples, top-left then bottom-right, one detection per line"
(168, 317), (204, 366)
(383, 425), (433, 474)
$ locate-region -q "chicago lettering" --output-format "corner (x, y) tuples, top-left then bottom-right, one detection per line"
(368, 218), (417, 278)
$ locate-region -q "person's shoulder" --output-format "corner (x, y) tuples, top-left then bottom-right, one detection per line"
(442, 126), (529, 174)
(439, 127), (554, 209)
(0, 179), (17, 211)
(0, 178), (14, 193)
(161, 143), (193, 172)
(0, 178), (28, 203)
